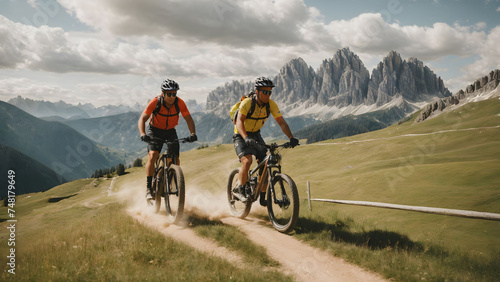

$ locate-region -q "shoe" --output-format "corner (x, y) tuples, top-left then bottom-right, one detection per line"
(232, 185), (248, 202)
(146, 189), (154, 201)
(233, 185), (245, 195)
(245, 184), (253, 196)
(259, 192), (267, 206)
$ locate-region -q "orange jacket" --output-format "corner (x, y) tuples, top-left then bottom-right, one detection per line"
(144, 97), (190, 130)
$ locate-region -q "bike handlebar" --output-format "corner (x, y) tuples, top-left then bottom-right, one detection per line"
(150, 136), (191, 144)
(247, 141), (299, 152)
(266, 141), (299, 150)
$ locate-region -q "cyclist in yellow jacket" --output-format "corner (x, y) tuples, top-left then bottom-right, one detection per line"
(232, 77), (299, 205)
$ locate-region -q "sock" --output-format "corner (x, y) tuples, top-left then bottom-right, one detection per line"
(147, 176), (153, 189)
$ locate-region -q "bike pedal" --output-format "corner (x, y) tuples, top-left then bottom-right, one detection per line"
(232, 192), (248, 202)
(146, 199), (154, 207)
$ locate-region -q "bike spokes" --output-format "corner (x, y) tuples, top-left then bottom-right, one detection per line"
(227, 168), (252, 218)
(276, 193), (290, 209)
(267, 174), (299, 233)
(164, 165), (185, 224)
(153, 166), (164, 213)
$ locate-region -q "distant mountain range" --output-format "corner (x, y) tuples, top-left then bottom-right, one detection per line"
(0, 145), (65, 197)
(8, 96), (204, 119)
(415, 69), (499, 123)
(61, 112), (145, 161)
(207, 48), (451, 121)
(0, 101), (126, 183)
(3, 48), (482, 196)
(4, 48), (455, 148)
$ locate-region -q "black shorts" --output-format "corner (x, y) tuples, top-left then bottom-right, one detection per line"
(233, 131), (267, 162)
(147, 126), (179, 156)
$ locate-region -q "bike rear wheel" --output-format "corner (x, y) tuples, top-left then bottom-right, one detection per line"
(227, 168), (252, 218)
(164, 164), (185, 224)
(267, 173), (299, 233)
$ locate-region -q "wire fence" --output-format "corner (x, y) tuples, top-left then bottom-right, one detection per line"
(306, 182), (500, 221)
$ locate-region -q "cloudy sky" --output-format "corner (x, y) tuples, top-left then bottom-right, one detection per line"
(0, 0), (499, 107)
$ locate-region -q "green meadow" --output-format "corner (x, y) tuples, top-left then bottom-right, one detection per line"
(1, 97), (499, 281)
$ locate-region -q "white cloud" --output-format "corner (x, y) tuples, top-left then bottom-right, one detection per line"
(0, 76), (152, 107)
(1, 4), (493, 77)
(457, 26), (500, 86)
(1, 1), (499, 106)
(497, 7), (500, 12)
(319, 13), (487, 62)
(0, 15), (188, 75)
(0, 77), (75, 103)
(57, 0), (310, 47)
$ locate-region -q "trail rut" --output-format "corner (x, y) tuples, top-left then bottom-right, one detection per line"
(221, 216), (386, 282)
(118, 178), (386, 281)
(127, 209), (246, 267)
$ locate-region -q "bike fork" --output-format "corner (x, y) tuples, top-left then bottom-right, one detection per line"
(269, 170), (290, 208)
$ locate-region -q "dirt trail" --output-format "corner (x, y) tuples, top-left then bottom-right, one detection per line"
(127, 210), (246, 268)
(221, 216), (386, 282)
(116, 178), (385, 281)
(118, 177), (246, 268)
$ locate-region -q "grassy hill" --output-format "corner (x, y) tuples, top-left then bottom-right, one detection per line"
(182, 96), (500, 280)
(295, 105), (410, 143)
(1, 96), (499, 281)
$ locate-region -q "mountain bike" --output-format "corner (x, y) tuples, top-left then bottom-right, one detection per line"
(150, 137), (189, 224)
(227, 142), (300, 233)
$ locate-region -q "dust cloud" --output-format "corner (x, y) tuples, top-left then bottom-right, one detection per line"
(113, 175), (233, 225)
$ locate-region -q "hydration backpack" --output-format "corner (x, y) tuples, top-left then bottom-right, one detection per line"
(151, 95), (180, 127)
(229, 92), (270, 124)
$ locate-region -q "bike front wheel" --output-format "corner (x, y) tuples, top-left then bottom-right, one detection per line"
(164, 164), (185, 224)
(153, 163), (165, 214)
(227, 168), (252, 219)
(267, 173), (299, 233)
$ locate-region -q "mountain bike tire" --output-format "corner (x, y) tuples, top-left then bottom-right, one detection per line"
(267, 173), (299, 233)
(227, 168), (252, 219)
(153, 162), (165, 214)
(164, 164), (185, 224)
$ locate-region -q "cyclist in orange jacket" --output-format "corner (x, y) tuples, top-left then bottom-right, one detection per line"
(138, 79), (197, 202)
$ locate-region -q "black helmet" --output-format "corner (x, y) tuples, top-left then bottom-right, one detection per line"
(255, 77), (274, 89)
(161, 79), (179, 91)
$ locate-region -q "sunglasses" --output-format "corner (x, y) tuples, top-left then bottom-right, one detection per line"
(260, 90), (272, 96)
(163, 92), (177, 97)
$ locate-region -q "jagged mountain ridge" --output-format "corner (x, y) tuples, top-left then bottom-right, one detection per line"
(7, 96), (203, 119)
(7, 95), (143, 119)
(207, 48), (451, 120)
(414, 69), (500, 123)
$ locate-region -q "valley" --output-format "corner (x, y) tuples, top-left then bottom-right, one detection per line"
(1, 93), (499, 280)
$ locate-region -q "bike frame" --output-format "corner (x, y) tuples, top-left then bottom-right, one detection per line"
(153, 138), (186, 197)
(246, 143), (287, 204)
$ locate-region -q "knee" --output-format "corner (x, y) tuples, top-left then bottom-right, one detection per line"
(148, 151), (159, 163)
(241, 155), (252, 167)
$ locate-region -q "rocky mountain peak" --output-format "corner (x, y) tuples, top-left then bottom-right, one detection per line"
(368, 50), (451, 106)
(205, 48), (451, 121)
(206, 80), (253, 116)
(384, 50), (404, 71)
(273, 57), (315, 105)
(414, 69), (499, 123)
(308, 47), (370, 108)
